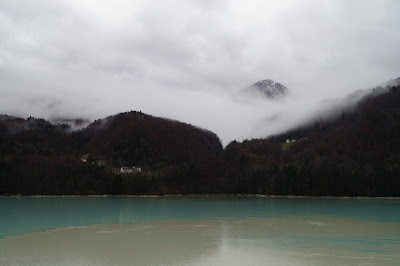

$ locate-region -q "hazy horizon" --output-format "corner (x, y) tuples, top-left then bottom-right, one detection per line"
(1, 0), (399, 144)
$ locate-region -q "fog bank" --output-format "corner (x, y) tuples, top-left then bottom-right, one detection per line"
(1, 0), (399, 144)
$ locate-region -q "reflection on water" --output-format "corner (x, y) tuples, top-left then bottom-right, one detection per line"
(0, 196), (400, 265)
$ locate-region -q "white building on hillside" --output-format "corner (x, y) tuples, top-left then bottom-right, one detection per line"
(120, 166), (142, 174)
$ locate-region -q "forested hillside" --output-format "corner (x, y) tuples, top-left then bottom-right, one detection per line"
(0, 112), (224, 194)
(224, 85), (400, 196)
(0, 85), (399, 196)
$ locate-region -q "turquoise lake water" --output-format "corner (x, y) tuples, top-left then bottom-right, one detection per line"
(1, 196), (400, 265)
(1, 196), (400, 239)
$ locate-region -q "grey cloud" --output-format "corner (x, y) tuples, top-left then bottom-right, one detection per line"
(0, 0), (399, 145)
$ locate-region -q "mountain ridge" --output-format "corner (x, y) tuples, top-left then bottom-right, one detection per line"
(0, 79), (399, 195)
(241, 79), (288, 99)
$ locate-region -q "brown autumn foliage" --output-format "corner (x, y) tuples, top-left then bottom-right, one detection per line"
(0, 85), (399, 195)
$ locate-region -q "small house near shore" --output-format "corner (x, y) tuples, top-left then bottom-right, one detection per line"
(120, 166), (142, 174)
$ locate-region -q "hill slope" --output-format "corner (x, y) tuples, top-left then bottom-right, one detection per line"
(0, 111), (224, 195)
(0, 83), (399, 196)
(75, 111), (222, 168)
(225, 85), (400, 196)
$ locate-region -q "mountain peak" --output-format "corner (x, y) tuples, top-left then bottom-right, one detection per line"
(241, 79), (288, 99)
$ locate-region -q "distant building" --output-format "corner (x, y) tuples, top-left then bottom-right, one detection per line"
(120, 167), (134, 174)
(286, 139), (290, 144)
(120, 166), (141, 174)
(80, 153), (90, 163)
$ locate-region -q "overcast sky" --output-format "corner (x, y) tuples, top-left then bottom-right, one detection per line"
(1, 0), (399, 144)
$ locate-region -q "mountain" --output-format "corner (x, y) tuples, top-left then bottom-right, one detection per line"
(0, 111), (224, 195)
(75, 111), (223, 168)
(383, 76), (400, 87)
(225, 84), (400, 196)
(0, 79), (399, 196)
(0, 115), (75, 154)
(241, 79), (288, 99)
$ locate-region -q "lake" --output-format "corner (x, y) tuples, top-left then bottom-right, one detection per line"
(1, 196), (400, 265)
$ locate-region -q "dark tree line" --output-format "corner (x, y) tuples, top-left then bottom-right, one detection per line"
(0, 86), (399, 196)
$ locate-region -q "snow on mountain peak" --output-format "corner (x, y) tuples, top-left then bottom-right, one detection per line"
(241, 79), (288, 99)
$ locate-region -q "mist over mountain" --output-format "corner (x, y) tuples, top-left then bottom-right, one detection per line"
(1, 0), (400, 197)
(1, 1), (400, 146)
(49, 117), (91, 131)
(13, 75), (396, 147)
(249, 76), (400, 140)
(1, 82), (399, 195)
(240, 79), (288, 99)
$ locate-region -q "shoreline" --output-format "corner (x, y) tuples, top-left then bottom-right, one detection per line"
(1, 194), (400, 199)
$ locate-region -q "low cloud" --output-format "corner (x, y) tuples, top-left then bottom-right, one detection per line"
(0, 0), (399, 145)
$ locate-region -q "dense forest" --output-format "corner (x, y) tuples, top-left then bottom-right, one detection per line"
(0, 84), (399, 196)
